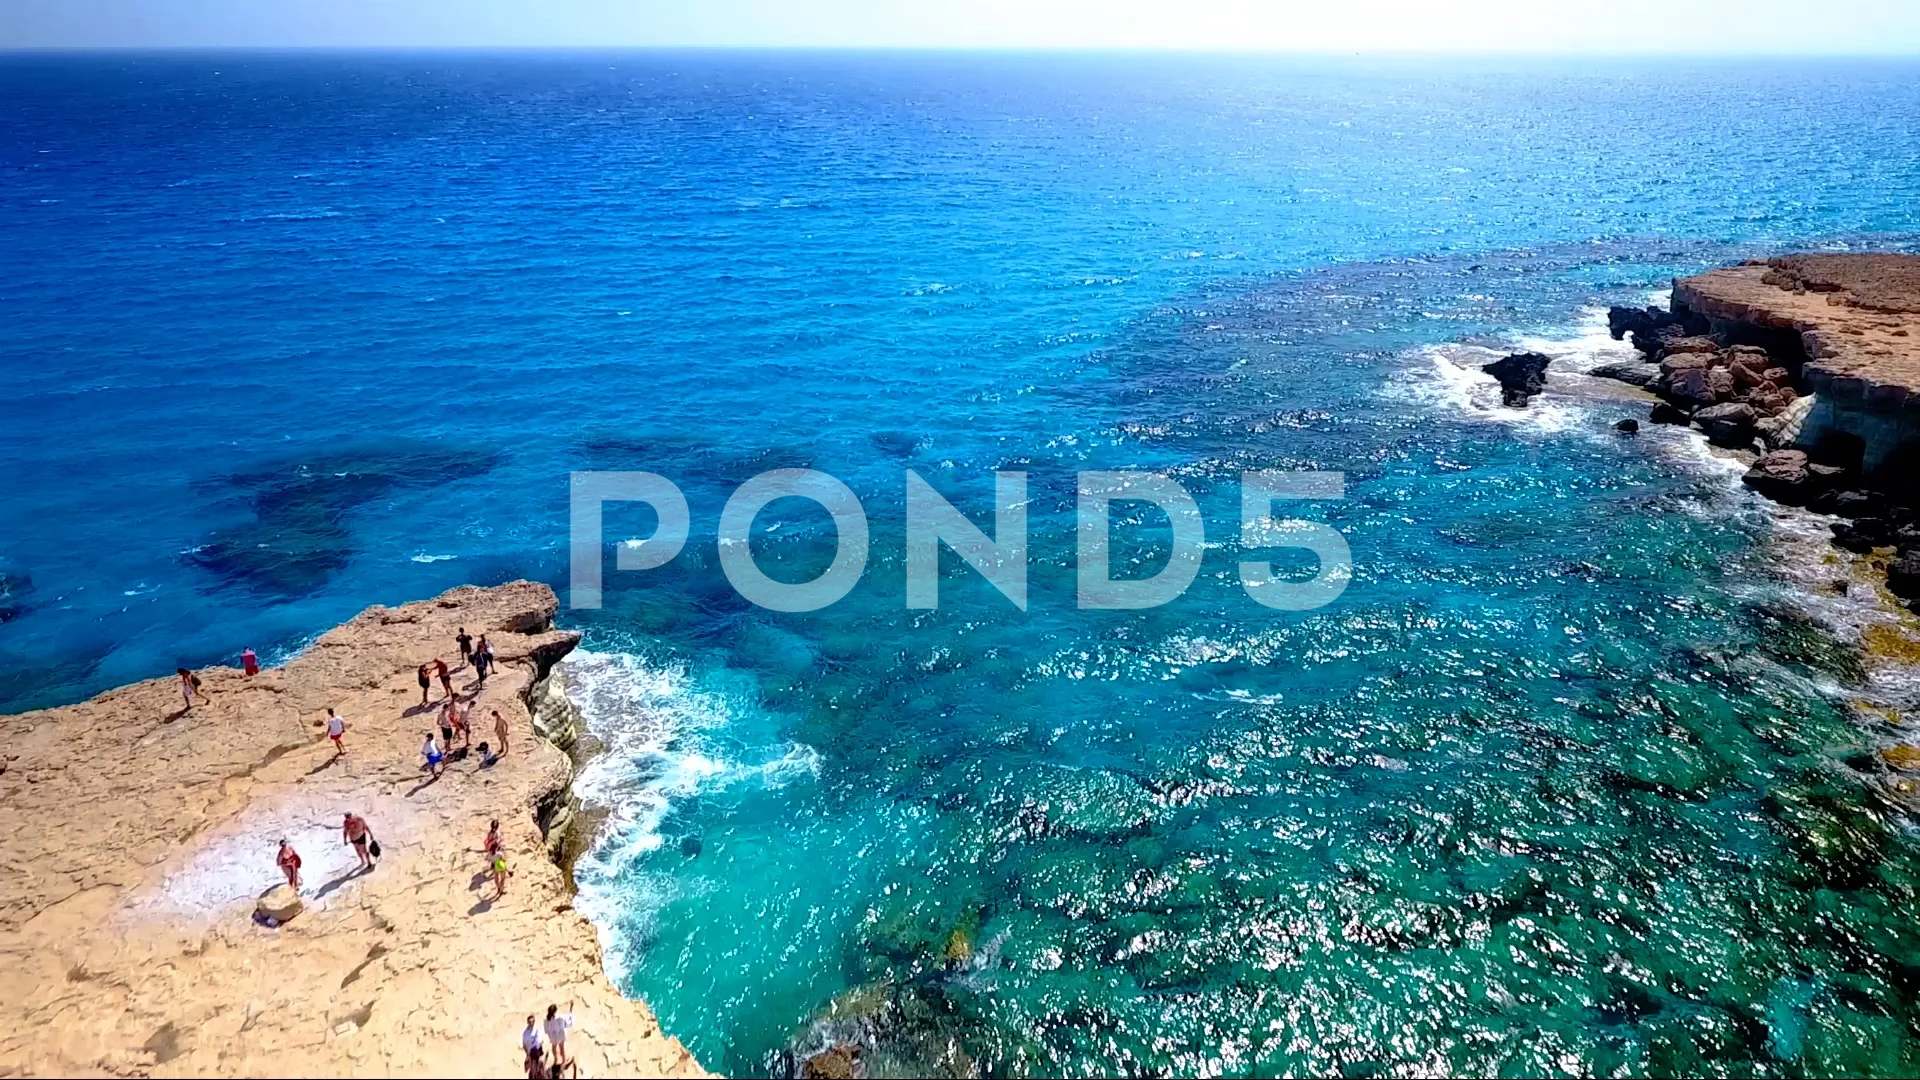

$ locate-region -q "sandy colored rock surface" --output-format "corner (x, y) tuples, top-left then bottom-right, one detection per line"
(1676, 253), (1920, 402)
(0, 582), (708, 1079)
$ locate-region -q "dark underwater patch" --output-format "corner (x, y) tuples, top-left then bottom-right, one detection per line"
(187, 442), (500, 599)
(0, 567), (30, 625)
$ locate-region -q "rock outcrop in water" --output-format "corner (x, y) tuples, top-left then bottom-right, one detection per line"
(0, 582), (707, 1078)
(1596, 253), (1920, 608)
(1481, 351), (1553, 407)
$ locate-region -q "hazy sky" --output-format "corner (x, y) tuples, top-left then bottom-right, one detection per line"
(5, 0), (1919, 52)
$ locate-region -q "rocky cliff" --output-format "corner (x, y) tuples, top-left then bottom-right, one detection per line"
(1673, 254), (1920, 484)
(1599, 254), (1920, 610)
(0, 582), (708, 1078)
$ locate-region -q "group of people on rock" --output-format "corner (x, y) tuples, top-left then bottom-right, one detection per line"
(177, 646), (263, 713)
(271, 810), (380, 891)
(224, 627), (582, 1074)
(423, 697), (512, 775)
(523, 1003), (579, 1079)
(257, 629), (520, 895)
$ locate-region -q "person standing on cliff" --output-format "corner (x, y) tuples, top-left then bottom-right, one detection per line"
(326, 707), (347, 756)
(493, 709), (510, 756)
(417, 663), (433, 707)
(475, 635), (494, 682)
(543, 1002), (575, 1071)
(276, 838), (302, 891)
(434, 657), (454, 699)
(422, 731), (445, 777)
(456, 627), (473, 667)
(439, 698), (460, 755)
(521, 1016), (545, 1079)
(241, 646), (260, 677)
(177, 667), (208, 712)
(343, 812), (374, 872)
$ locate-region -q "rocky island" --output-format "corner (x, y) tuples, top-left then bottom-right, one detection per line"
(0, 583), (707, 1078)
(1600, 253), (1920, 604)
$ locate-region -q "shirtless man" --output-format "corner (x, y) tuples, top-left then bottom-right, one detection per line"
(343, 812), (374, 871)
(434, 657), (454, 698)
(448, 699), (471, 750)
(493, 709), (510, 755)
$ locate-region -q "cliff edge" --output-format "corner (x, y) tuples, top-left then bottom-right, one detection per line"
(0, 582), (708, 1078)
(1674, 253), (1920, 479)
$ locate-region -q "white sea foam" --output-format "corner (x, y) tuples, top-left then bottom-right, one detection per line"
(564, 648), (819, 979)
(1384, 303), (1650, 437)
(1389, 299), (1920, 710)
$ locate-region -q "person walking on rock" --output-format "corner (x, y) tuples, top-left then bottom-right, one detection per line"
(422, 731), (445, 777)
(326, 707), (347, 756)
(491, 848), (510, 899)
(276, 838), (302, 891)
(343, 812), (375, 872)
(493, 709), (510, 756)
(177, 667), (208, 711)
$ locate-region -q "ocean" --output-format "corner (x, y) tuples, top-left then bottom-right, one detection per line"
(6, 50), (1920, 1076)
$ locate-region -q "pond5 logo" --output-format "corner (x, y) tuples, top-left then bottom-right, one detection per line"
(569, 469), (1350, 613)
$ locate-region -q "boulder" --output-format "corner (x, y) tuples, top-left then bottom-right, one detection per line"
(1831, 520), (1888, 553)
(1650, 402), (1691, 426)
(1657, 336), (1723, 358)
(1829, 490), (1887, 518)
(1693, 402), (1758, 446)
(1668, 366), (1734, 407)
(1611, 304), (1709, 352)
(1746, 386), (1794, 415)
(256, 885), (303, 923)
(1481, 351), (1553, 407)
(1658, 349), (1720, 378)
(801, 1045), (861, 1080)
(1729, 356), (1771, 388)
(1889, 550), (1920, 599)
(1590, 361), (1662, 387)
(1707, 368), (1735, 400)
(1615, 418), (1640, 434)
(1742, 449), (1816, 503)
(1607, 305), (1665, 341)
(1881, 744), (1920, 771)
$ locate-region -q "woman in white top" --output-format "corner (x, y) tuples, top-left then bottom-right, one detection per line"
(543, 1002), (574, 1067)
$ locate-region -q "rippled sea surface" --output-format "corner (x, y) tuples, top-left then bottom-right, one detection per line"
(8, 52), (1920, 1077)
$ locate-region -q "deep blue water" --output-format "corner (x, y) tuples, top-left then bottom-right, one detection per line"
(8, 52), (1920, 1077)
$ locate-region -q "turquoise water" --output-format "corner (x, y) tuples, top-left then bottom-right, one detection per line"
(7, 52), (1920, 1076)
